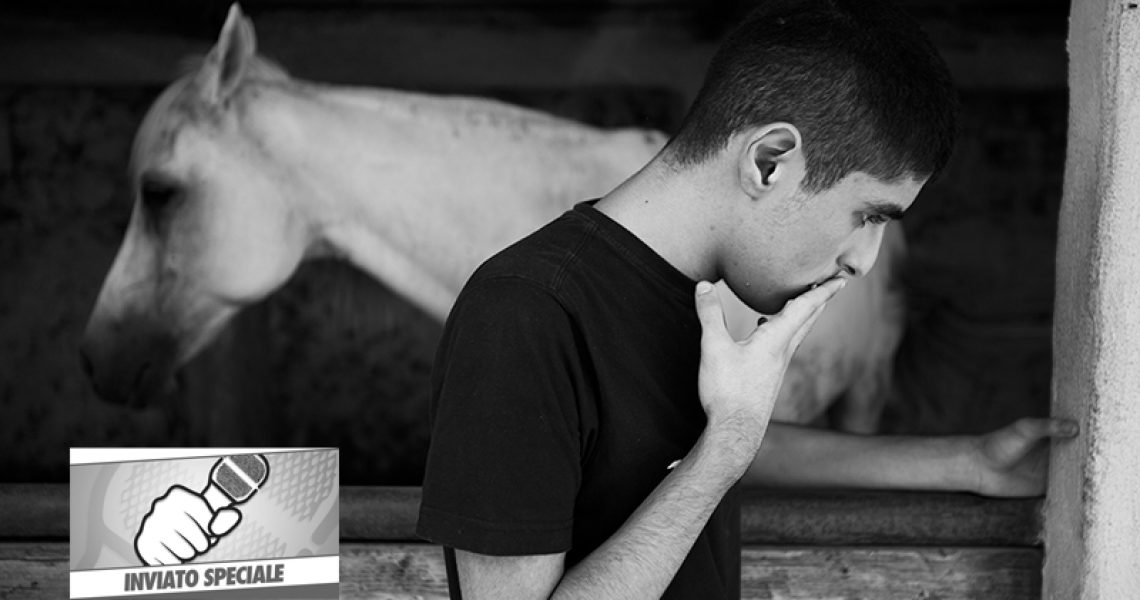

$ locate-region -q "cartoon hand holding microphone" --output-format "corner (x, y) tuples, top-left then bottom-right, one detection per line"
(134, 455), (269, 566)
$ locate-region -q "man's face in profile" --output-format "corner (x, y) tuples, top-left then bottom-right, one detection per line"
(723, 172), (926, 315)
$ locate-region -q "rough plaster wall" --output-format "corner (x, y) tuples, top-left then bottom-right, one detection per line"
(1045, 1), (1140, 598)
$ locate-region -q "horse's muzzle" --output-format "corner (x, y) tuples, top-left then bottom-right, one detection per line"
(79, 324), (179, 408)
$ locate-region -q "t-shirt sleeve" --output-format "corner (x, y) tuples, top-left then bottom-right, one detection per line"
(416, 276), (584, 556)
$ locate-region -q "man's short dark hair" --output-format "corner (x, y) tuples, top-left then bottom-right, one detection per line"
(665, 0), (958, 192)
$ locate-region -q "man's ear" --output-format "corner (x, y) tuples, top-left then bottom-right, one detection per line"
(739, 124), (803, 199)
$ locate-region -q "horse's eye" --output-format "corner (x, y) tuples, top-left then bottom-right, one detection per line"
(139, 178), (179, 213)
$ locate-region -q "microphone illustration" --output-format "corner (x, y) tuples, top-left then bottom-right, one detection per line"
(203, 454), (270, 511)
(134, 453), (271, 566)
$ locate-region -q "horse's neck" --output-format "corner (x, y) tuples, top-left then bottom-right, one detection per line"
(261, 81), (663, 319)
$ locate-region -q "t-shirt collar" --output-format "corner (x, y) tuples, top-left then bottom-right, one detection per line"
(571, 200), (698, 303)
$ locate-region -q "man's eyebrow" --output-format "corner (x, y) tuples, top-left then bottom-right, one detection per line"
(863, 201), (907, 220)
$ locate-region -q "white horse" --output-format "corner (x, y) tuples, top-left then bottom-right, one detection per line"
(80, 5), (904, 433)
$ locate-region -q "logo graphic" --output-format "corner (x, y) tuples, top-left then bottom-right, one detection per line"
(70, 448), (338, 599)
(134, 454), (270, 566)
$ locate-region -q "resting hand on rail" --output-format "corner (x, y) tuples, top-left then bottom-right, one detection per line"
(745, 417), (1079, 497)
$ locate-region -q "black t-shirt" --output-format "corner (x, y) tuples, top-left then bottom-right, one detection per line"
(417, 202), (741, 599)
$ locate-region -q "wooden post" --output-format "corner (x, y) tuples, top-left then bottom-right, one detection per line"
(1046, 0), (1140, 598)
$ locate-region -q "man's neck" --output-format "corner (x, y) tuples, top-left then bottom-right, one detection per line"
(595, 157), (726, 283)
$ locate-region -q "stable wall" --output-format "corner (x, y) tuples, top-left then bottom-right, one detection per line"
(0, 1), (1088, 597)
(0, 0), (1069, 483)
(0, 484), (1051, 598)
(1045, 0), (1140, 596)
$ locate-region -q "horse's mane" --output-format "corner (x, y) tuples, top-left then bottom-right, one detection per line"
(176, 54), (291, 83)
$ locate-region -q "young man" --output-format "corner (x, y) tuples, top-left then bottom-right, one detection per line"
(416, 1), (1077, 598)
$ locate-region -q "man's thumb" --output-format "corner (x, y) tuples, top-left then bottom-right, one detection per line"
(694, 281), (727, 339)
(209, 508), (242, 536)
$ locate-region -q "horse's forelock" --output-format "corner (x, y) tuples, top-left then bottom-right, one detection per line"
(247, 56), (291, 82)
(177, 55), (207, 79)
(129, 81), (193, 179)
(165, 54), (291, 124)
(128, 55), (292, 178)
(177, 54), (291, 85)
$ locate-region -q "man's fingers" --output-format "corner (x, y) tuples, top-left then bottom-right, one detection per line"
(694, 281), (728, 342)
(762, 278), (846, 339)
(786, 301), (829, 352)
(1055, 418), (1080, 438)
(1037, 418), (1079, 438)
(1012, 417), (1079, 441)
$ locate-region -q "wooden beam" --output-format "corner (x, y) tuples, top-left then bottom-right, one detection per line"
(340, 486), (425, 541)
(0, 9), (1064, 92)
(1, 542), (1042, 599)
(0, 484), (68, 540)
(738, 488), (1041, 546)
(739, 546), (1041, 600)
(0, 484), (1042, 546)
(0, 543), (68, 600)
(1046, 0), (1140, 598)
(0, 10), (717, 102)
(340, 543), (448, 598)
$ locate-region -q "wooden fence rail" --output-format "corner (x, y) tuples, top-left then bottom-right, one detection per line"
(1, 484), (1045, 599)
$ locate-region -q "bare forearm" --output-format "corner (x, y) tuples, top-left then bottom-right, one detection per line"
(744, 422), (977, 491)
(552, 429), (747, 600)
(457, 279), (854, 599)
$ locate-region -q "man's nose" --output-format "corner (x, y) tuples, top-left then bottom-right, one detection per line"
(839, 225), (886, 278)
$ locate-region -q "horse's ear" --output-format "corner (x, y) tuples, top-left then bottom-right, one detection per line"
(197, 4), (258, 104)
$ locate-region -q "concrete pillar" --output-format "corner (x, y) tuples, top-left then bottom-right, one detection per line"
(1045, 1), (1140, 598)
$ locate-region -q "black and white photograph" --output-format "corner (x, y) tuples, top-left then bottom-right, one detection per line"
(1, 0), (1137, 597)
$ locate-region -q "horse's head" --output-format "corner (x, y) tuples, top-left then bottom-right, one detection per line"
(81, 5), (310, 407)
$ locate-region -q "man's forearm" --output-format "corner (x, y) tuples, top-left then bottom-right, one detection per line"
(744, 421), (978, 491)
(551, 428), (749, 600)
